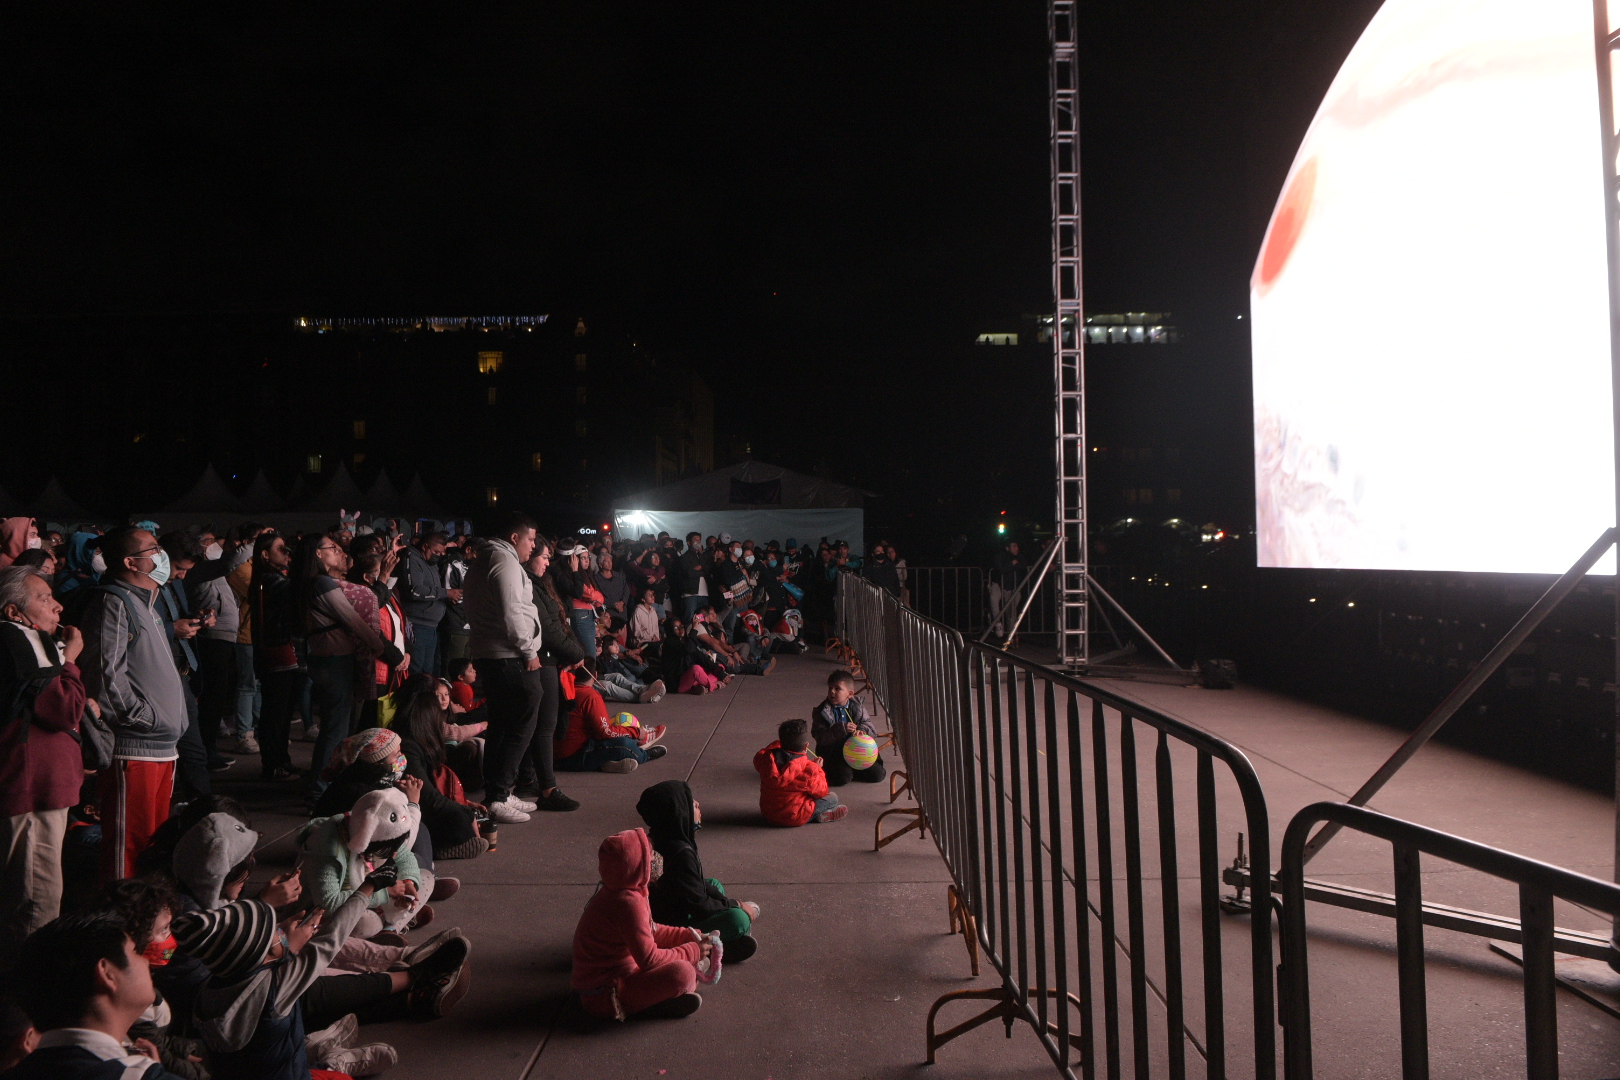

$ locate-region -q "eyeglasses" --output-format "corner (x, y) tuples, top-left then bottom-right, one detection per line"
(130, 547), (161, 559)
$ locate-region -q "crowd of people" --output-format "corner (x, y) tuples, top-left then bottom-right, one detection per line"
(0, 511), (903, 1078)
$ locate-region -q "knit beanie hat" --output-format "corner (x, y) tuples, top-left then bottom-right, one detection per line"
(322, 726), (404, 782)
(172, 899), (277, 985)
(173, 813), (260, 911)
(345, 786), (414, 855)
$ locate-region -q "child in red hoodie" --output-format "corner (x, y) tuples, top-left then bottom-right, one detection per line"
(571, 828), (715, 1020)
(753, 719), (849, 826)
(554, 667), (668, 774)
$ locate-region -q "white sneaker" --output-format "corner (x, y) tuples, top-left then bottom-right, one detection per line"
(304, 1012), (358, 1063)
(508, 796), (538, 812)
(234, 733), (261, 754)
(649, 679), (666, 702)
(321, 1041), (398, 1077)
(487, 798), (531, 824)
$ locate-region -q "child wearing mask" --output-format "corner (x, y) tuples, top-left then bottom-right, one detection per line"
(570, 829), (718, 1021)
(297, 787), (433, 944)
(753, 719), (847, 826)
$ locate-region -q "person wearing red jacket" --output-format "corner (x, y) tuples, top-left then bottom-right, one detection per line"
(0, 566), (91, 964)
(752, 719), (848, 827)
(553, 668), (666, 774)
(571, 828), (713, 1020)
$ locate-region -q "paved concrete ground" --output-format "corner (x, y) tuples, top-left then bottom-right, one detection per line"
(217, 658), (1620, 1078)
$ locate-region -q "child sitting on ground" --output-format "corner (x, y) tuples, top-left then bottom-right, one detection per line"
(444, 659), (485, 717)
(571, 828), (716, 1021)
(298, 786), (434, 944)
(554, 666), (667, 774)
(637, 781), (761, 962)
(810, 669), (885, 786)
(753, 719), (847, 826)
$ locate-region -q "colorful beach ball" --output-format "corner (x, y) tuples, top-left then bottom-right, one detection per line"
(843, 733), (879, 770)
(612, 711), (641, 733)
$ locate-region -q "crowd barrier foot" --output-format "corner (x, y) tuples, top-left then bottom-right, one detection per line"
(875, 805), (927, 850)
(925, 986), (1086, 1065)
(888, 767), (911, 803)
(945, 884), (980, 976)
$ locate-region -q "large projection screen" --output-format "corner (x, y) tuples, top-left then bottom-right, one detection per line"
(1250, 0), (1615, 574)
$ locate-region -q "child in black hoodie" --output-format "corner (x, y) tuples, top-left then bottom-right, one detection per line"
(635, 781), (761, 963)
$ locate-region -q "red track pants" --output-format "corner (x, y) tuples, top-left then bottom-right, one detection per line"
(99, 759), (175, 883)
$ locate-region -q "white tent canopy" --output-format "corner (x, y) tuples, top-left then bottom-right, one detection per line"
(614, 461), (868, 552)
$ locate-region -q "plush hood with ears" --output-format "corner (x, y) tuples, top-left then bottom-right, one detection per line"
(345, 786), (414, 855)
(636, 780), (696, 855)
(597, 828), (653, 892)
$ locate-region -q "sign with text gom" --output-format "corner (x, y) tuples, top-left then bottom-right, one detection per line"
(1251, 0), (1615, 573)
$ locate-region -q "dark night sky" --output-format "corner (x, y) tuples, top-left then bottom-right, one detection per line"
(1, 1), (1385, 544)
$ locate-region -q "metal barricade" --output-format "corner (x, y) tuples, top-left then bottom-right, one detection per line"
(1278, 802), (1620, 1080)
(907, 566), (987, 632)
(836, 572), (1276, 1079)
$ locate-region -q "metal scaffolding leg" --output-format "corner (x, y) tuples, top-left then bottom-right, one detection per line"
(1049, 0), (1088, 669)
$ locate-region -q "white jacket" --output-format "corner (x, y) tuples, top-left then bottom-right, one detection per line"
(465, 538), (542, 660)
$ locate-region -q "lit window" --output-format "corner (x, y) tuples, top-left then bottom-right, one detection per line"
(487, 387), (498, 405)
(531, 453), (544, 471)
(975, 333), (1019, 346)
(1128, 326), (1146, 344)
(574, 353), (588, 372)
(575, 418), (588, 437)
(353, 420), (366, 440)
(486, 486), (499, 506)
(1086, 326), (1107, 344)
(478, 351), (504, 374)
(306, 454), (323, 473)
(574, 318), (587, 337)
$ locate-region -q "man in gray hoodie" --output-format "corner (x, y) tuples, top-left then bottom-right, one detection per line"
(398, 532), (449, 678)
(80, 526), (189, 882)
(465, 513), (577, 822)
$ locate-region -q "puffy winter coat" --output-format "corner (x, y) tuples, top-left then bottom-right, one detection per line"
(753, 740), (829, 827)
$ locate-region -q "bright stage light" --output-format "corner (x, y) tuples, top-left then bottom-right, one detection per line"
(1251, 0), (1614, 574)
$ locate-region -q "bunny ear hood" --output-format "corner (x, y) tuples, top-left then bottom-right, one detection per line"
(346, 786), (413, 854)
(173, 813), (260, 910)
(597, 828), (652, 891)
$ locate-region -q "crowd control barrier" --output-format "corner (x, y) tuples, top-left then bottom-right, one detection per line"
(1278, 803), (1620, 1080)
(835, 573), (1276, 1079)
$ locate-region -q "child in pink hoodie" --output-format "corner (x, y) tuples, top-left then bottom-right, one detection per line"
(571, 828), (715, 1020)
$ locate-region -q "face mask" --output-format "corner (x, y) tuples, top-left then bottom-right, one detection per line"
(90, 550), (107, 575)
(145, 549), (172, 587)
(142, 933), (178, 967)
(768, 559), (777, 567)
(204, 542), (224, 561)
(730, 547), (742, 558)
(25, 537), (41, 550)
(744, 555), (755, 565)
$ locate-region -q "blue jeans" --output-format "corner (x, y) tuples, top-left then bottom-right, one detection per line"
(807, 792), (841, 821)
(555, 735), (647, 771)
(233, 643), (260, 735)
(408, 622), (439, 677)
(681, 595), (705, 622)
(569, 608), (598, 658)
(307, 655), (357, 794)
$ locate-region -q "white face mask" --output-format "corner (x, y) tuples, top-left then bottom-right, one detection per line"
(204, 542), (224, 561)
(730, 547), (742, 558)
(90, 550), (107, 575)
(744, 555), (755, 565)
(25, 537), (42, 550)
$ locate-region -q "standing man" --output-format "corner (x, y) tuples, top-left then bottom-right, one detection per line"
(79, 527), (188, 883)
(246, 532), (300, 782)
(399, 531), (449, 677)
(675, 532), (708, 622)
(187, 528), (255, 760)
(988, 541), (1024, 640)
(0, 567), (89, 965)
(465, 514), (578, 823)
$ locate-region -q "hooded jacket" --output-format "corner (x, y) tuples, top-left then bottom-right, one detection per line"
(810, 694), (877, 754)
(570, 828), (703, 993)
(0, 620), (85, 817)
(0, 517), (33, 568)
(753, 740), (829, 827)
(296, 787), (422, 915)
(398, 545), (447, 626)
(173, 812), (260, 911)
(637, 780), (737, 926)
(465, 538), (542, 661)
(187, 543), (254, 644)
(79, 579), (188, 761)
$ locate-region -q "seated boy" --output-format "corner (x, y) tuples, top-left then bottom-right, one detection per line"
(1, 911), (185, 1080)
(555, 666), (668, 774)
(597, 640), (666, 704)
(753, 719), (847, 826)
(810, 670), (885, 786)
(445, 659), (485, 716)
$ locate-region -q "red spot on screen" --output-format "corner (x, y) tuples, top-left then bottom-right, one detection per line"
(1255, 155), (1317, 294)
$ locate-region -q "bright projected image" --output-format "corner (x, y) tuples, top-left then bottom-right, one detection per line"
(1250, 0), (1615, 574)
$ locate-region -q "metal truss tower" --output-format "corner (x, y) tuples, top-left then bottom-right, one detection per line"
(1049, 0), (1088, 666)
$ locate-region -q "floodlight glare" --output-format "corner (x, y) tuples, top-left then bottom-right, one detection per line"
(1251, 0), (1614, 574)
